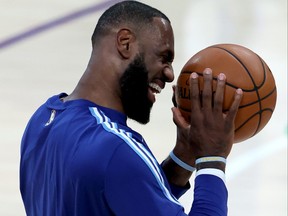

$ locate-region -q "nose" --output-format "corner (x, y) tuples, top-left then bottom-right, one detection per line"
(163, 65), (174, 83)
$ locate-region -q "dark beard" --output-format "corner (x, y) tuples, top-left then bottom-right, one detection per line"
(120, 55), (153, 124)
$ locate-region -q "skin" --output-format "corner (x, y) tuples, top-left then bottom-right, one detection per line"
(63, 16), (243, 187)
(64, 17), (174, 112)
(164, 70), (243, 186)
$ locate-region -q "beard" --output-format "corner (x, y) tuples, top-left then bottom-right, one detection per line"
(120, 55), (153, 124)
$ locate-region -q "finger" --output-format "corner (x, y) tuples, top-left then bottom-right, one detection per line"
(172, 85), (176, 93)
(172, 85), (177, 107)
(202, 68), (213, 110)
(189, 72), (200, 112)
(213, 73), (226, 113)
(226, 88), (243, 123)
(171, 107), (190, 128)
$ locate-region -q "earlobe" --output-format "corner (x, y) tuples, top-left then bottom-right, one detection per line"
(117, 29), (134, 59)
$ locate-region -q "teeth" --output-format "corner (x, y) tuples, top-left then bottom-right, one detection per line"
(149, 83), (162, 93)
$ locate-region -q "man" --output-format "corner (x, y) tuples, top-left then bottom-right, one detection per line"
(20, 1), (242, 215)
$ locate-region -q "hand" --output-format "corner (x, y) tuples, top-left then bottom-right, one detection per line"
(161, 86), (195, 187)
(189, 68), (243, 159)
(171, 85), (195, 167)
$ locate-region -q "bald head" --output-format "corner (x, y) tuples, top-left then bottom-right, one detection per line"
(91, 1), (170, 47)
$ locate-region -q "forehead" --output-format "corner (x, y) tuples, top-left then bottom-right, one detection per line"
(143, 17), (174, 52)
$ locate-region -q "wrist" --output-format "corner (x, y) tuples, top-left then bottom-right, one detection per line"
(195, 156), (227, 172)
(172, 144), (196, 168)
(169, 151), (195, 172)
(162, 156), (192, 187)
(196, 161), (226, 172)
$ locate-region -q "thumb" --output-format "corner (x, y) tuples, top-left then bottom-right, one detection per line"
(171, 107), (190, 129)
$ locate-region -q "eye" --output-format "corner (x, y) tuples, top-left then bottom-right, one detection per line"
(161, 52), (173, 64)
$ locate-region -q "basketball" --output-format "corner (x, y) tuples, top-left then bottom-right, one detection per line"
(175, 44), (277, 143)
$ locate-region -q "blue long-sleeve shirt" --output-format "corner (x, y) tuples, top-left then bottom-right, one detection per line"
(20, 93), (227, 216)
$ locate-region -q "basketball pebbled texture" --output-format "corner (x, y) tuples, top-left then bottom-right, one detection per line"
(176, 44), (277, 143)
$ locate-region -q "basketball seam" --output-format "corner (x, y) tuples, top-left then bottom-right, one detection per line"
(234, 108), (274, 139)
(180, 71), (275, 109)
(177, 45), (276, 141)
(210, 46), (264, 136)
(177, 86), (276, 113)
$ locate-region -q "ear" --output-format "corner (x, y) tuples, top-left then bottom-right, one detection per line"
(116, 29), (135, 59)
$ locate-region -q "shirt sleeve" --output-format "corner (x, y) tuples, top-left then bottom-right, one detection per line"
(189, 169), (228, 216)
(159, 161), (191, 199)
(105, 144), (228, 216)
(169, 182), (190, 199)
(104, 144), (185, 216)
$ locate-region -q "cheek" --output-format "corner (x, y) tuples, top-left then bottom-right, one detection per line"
(146, 61), (162, 78)
(143, 53), (163, 78)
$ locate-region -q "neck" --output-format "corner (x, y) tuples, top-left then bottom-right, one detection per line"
(63, 52), (125, 113)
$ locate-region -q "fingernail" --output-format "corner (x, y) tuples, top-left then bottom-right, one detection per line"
(204, 68), (211, 75)
(236, 88), (243, 94)
(218, 73), (226, 80)
(191, 72), (198, 78)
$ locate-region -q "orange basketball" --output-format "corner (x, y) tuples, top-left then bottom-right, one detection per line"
(176, 44), (277, 143)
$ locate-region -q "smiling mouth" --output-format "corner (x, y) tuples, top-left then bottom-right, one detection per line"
(149, 83), (162, 94)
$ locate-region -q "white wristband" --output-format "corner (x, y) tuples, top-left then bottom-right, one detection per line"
(169, 151), (195, 172)
(196, 168), (226, 183)
(195, 156), (226, 165)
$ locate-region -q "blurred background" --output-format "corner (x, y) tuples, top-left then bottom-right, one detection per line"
(0, 0), (286, 215)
